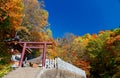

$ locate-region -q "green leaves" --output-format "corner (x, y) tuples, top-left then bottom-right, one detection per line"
(85, 29), (120, 77)
(0, 65), (11, 78)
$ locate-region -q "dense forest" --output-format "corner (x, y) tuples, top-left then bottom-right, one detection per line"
(0, 0), (120, 78)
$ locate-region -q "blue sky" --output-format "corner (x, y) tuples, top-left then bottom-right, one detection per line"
(44, 0), (120, 38)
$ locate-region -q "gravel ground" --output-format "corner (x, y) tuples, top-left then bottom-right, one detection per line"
(2, 67), (42, 78)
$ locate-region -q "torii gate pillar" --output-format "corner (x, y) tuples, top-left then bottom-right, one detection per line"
(42, 42), (46, 67)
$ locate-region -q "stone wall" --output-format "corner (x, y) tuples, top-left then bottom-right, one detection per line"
(57, 58), (86, 78)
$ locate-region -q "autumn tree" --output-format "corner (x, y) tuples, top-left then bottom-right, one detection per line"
(55, 33), (90, 75)
(86, 30), (120, 78)
(0, 0), (24, 67)
(0, 0), (24, 44)
(18, 0), (50, 42)
(56, 33), (76, 62)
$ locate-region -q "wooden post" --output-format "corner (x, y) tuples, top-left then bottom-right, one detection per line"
(19, 43), (26, 67)
(42, 42), (47, 67)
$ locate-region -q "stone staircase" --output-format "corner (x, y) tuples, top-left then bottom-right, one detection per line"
(2, 58), (87, 78)
(2, 67), (42, 78)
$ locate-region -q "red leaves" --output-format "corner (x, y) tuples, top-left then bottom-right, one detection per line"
(98, 30), (104, 34)
(73, 59), (90, 75)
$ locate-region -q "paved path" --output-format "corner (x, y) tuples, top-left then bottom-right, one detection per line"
(2, 67), (42, 78)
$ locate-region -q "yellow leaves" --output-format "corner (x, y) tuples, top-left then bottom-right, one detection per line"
(0, 65), (11, 78)
(47, 49), (58, 59)
(1, 0), (24, 30)
(73, 37), (83, 44)
(30, 31), (51, 42)
(39, 9), (48, 27)
(9, 12), (23, 21)
(41, 21), (47, 26)
(30, 31), (41, 41)
(40, 10), (48, 18)
(12, 0), (19, 3)
(73, 36), (89, 46)
(4, 0), (23, 12)
(44, 35), (49, 41)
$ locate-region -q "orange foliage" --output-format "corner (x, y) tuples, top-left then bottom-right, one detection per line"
(73, 59), (90, 75)
(115, 35), (120, 41)
(0, 0), (24, 30)
(71, 51), (77, 57)
(106, 34), (120, 45)
(98, 30), (104, 34)
(106, 39), (114, 45)
(92, 34), (97, 39)
(47, 48), (58, 59)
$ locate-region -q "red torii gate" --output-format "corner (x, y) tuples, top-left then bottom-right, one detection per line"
(18, 42), (53, 67)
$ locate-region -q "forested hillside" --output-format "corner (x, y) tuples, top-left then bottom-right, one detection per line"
(55, 29), (120, 77)
(0, 0), (120, 78)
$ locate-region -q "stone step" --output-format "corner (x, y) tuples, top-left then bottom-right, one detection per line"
(2, 67), (42, 78)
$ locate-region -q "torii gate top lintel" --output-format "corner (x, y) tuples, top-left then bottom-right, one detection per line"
(18, 42), (53, 67)
(19, 42), (53, 44)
